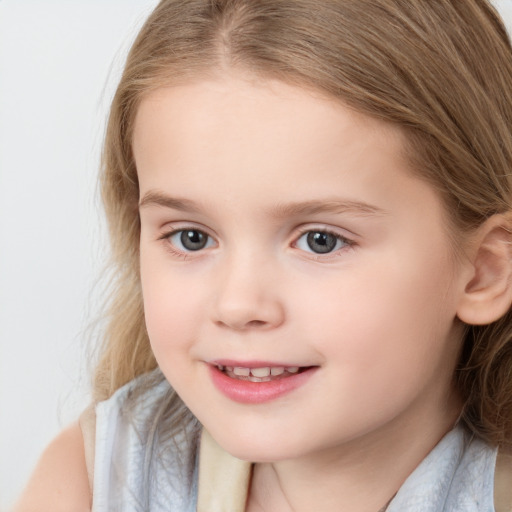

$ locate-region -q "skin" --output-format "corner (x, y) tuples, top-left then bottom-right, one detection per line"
(14, 423), (91, 511)
(134, 76), (472, 512)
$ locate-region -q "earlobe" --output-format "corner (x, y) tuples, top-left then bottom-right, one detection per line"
(457, 215), (512, 326)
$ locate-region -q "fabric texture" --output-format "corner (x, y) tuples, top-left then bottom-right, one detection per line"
(90, 371), (499, 511)
(197, 429), (251, 512)
(91, 373), (199, 512)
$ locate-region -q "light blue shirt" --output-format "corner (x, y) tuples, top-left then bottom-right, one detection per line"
(388, 426), (496, 511)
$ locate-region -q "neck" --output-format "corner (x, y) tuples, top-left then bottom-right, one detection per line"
(247, 392), (461, 512)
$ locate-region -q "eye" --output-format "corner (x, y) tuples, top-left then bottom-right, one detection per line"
(168, 229), (215, 252)
(295, 230), (349, 254)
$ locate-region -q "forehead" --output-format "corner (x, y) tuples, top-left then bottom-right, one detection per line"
(134, 76), (403, 142)
(133, 76), (410, 195)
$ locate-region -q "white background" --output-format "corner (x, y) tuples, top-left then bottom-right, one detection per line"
(0, 1), (511, 510)
(0, 1), (158, 509)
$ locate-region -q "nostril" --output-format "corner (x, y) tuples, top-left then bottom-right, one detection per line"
(246, 320), (266, 327)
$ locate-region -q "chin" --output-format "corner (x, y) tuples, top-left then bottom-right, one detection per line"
(207, 427), (303, 463)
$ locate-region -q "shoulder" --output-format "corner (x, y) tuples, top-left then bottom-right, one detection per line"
(14, 422), (91, 512)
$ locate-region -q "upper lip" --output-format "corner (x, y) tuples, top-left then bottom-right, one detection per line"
(210, 359), (311, 368)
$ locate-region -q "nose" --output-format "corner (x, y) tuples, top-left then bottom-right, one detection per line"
(211, 253), (285, 331)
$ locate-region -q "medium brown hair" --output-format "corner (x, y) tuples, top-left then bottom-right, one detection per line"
(97, 0), (512, 446)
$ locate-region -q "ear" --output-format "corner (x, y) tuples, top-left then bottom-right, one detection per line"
(457, 215), (512, 325)
(457, 215), (512, 326)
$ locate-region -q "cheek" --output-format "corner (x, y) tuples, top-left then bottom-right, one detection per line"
(293, 251), (461, 382)
(140, 255), (202, 358)
(141, 274), (206, 399)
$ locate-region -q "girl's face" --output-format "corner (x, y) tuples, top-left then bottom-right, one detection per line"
(135, 76), (468, 462)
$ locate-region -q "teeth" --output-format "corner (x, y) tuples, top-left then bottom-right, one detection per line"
(250, 367), (271, 378)
(218, 364), (304, 379)
(249, 375), (272, 382)
(233, 367), (250, 376)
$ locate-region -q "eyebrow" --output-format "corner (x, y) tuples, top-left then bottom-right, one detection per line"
(139, 191), (203, 214)
(139, 190), (388, 218)
(269, 199), (388, 218)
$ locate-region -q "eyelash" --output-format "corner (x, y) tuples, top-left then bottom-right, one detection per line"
(158, 226), (355, 260)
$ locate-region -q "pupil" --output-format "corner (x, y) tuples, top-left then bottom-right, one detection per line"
(181, 230), (207, 251)
(307, 232), (337, 254)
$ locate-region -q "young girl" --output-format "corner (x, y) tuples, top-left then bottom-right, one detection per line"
(16, 1), (512, 511)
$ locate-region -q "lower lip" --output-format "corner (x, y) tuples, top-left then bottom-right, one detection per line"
(208, 365), (317, 404)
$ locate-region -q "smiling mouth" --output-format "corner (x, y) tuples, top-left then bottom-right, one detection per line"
(215, 364), (311, 382)
(210, 363), (318, 403)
